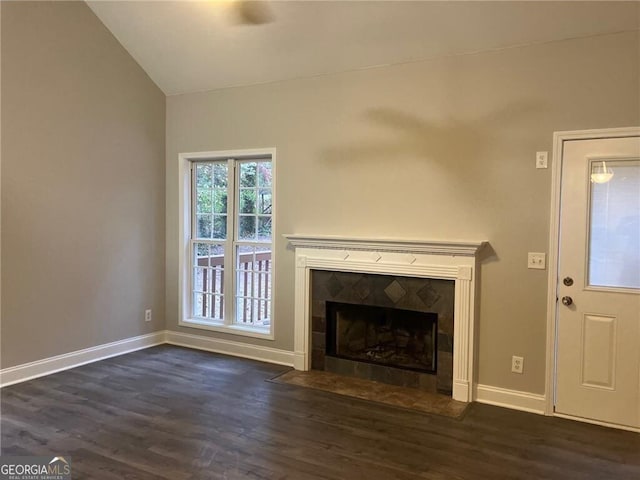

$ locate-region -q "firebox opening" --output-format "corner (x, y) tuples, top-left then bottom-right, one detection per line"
(326, 301), (438, 374)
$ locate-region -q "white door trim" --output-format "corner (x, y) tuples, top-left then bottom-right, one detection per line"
(544, 126), (640, 416)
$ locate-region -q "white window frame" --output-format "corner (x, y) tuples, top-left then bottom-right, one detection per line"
(178, 148), (276, 340)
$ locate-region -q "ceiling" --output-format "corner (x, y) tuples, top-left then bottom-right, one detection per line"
(86, 1), (640, 96)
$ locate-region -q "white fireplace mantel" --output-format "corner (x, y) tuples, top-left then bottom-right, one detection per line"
(284, 234), (486, 402)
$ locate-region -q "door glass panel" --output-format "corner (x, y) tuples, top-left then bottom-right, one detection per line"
(588, 159), (640, 289)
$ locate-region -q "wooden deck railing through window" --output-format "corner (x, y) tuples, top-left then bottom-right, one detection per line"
(196, 251), (271, 323)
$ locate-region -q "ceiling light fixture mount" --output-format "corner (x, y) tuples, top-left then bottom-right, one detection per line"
(235, 1), (275, 26)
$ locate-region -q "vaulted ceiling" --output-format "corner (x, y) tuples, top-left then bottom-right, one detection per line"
(86, 1), (640, 95)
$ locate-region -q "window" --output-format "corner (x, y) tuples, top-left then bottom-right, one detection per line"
(588, 158), (640, 290)
(180, 149), (275, 338)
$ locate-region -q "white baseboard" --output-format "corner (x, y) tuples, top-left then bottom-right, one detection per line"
(165, 330), (295, 367)
(474, 383), (547, 415)
(0, 331), (167, 388)
(0, 330), (544, 420)
(0, 330), (294, 389)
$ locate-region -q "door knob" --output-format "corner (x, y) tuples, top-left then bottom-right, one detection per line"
(561, 296), (573, 306)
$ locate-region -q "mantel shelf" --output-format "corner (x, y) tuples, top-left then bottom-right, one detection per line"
(284, 234), (487, 257)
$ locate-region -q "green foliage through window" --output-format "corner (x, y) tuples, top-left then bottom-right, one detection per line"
(238, 161), (272, 241)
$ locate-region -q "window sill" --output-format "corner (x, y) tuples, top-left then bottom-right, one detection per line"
(179, 318), (274, 340)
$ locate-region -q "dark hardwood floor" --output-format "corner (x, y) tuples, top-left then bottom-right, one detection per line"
(1, 345), (638, 479)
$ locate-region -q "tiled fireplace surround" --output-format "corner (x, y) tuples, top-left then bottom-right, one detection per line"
(311, 270), (455, 394)
(285, 235), (485, 402)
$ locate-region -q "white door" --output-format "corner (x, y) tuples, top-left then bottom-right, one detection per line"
(555, 134), (640, 429)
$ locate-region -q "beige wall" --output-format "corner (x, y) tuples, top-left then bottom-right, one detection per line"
(1, 1), (166, 367)
(167, 31), (639, 394)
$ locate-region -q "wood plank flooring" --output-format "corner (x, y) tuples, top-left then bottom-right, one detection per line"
(1, 345), (638, 479)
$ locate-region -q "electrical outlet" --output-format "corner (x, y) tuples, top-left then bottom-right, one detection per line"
(527, 252), (546, 270)
(145, 309), (152, 322)
(512, 356), (524, 374)
(536, 151), (548, 169)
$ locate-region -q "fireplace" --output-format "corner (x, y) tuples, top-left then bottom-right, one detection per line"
(326, 301), (438, 373)
(285, 234), (485, 402)
(311, 270), (454, 394)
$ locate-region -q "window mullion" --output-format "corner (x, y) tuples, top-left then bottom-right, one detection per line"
(224, 158), (236, 326)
